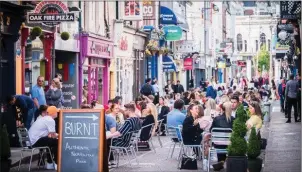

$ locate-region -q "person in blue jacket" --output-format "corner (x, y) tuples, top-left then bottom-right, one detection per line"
(7, 95), (35, 129)
(206, 82), (217, 99)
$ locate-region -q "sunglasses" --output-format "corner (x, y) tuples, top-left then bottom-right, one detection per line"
(38, 80), (44, 82)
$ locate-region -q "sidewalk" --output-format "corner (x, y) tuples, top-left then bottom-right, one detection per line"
(263, 102), (301, 172)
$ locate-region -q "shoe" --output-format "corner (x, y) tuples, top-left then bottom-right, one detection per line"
(45, 163), (56, 170)
(202, 159), (208, 171)
(295, 119), (301, 122)
(286, 120), (291, 123)
(160, 133), (166, 136)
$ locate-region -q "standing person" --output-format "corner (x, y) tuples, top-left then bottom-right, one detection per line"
(285, 74), (300, 123)
(7, 95), (35, 129)
(206, 81), (217, 99)
(297, 74), (301, 120)
(152, 79), (160, 105)
(31, 76), (47, 117)
(164, 80), (174, 95)
(140, 78), (154, 97)
(45, 78), (63, 108)
(278, 79), (286, 113)
(200, 78), (207, 92)
(174, 80), (184, 94)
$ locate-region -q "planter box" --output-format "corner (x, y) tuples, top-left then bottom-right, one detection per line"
(226, 156), (247, 172)
(1, 159), (11, 172)
(248, 158), (263, 172)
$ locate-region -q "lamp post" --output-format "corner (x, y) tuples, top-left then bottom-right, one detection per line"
(269, 25), (274, 85)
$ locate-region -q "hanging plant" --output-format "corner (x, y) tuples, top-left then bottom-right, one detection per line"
(39, 34), (44, 41)
(60, 32), (70, 41)
(31, 26), (42, 37)
(145, 49), (151, 56)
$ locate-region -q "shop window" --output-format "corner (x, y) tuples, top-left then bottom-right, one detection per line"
(237, 34), (243, 51)
(260, 33), (266, 48)
(268, 39), (271, 51)
(244, 40), (247, 52)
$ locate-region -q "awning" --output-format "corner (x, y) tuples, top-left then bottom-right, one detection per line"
(160, 6), (189, 31)
(163, 55), (177, 72)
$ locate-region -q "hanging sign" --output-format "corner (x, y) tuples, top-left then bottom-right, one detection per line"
(183, 58), (193, 70)
(27, 1), (75, 26)
(143, 1), (155, 20)
(163, 25), (182, 41)
(120, 1), (143, 21)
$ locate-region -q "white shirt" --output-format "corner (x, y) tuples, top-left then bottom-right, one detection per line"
(28, 116), (56, 145)
(152, 84), (159, 93)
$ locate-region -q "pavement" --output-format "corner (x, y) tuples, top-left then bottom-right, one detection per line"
(262, 102), (301, 172)
(8, 101), (300, 172)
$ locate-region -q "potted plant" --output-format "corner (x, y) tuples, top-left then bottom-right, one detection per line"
(247, 127), (262, 172)
(31, 26), (42, 37)
(227, 104), (248, 172)
(61, 32), (70, 41)
(1, 125), (12, 172)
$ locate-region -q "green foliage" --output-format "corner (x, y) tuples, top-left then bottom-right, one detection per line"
(31, 26), (42, 37)
(247, 127), (261, 159)
(228, 104), (248, 156)
(256, 45), (270, 72)
(61, 32), (70, 41)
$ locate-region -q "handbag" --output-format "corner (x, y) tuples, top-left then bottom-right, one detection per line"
(260, 138), (267, 150)
(180, 154), (198, 170)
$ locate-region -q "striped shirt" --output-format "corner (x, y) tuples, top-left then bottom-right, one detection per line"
(112, 117), (142, 147)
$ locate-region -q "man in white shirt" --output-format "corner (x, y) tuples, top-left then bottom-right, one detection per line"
(28, 106), (58, 170)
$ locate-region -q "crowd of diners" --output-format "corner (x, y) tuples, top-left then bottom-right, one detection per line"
(104, 78), (267, 170)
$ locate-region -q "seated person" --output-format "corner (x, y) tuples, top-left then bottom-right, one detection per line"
(167, 99), (186, 128)
(246, 101), (263, 139)
(210, 102), (235, 170)
(106, 103), (142, 147)
(28, 106), (58, 170)
(140, 104), (156, 141)
(105, 114), (116, 134)
(36, 105), (48, 120)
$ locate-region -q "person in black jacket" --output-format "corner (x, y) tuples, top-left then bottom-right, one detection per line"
(174, 80), (185, 94)
(157, 97), (170, 136)
(210, 101), (235, 169)
(140, 78), (154, 96)
(182, 104), (203, 145)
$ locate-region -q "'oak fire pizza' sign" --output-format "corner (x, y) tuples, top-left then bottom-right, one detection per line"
(27, 1), (75, 26)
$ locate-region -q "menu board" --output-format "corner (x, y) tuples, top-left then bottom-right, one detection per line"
(57, 110), (107, 172)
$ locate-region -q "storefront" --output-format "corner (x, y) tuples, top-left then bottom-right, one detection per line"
(55, 35), (79, 109)
(115, 31), (134, 104)
(183, 57), (193, 89)
(79, 33), (113, 105)
(194, 56), (206, 87)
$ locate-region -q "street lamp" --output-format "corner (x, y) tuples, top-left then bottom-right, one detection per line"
(202, 3), (219, 80)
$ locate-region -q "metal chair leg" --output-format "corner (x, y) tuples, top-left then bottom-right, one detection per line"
(47, 148), (55, 169)
(157, 134), (163, 147)
(38, 151), (44, 169)
(170, 142), (177, 158)
(150, 139), (156, 153)
(18, 150), (23, 171)
(131, 147), (139, 165)
(125, 148), (131, 166)
(28, 149), (34, 171)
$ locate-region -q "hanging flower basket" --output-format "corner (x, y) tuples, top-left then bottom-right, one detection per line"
(31, 26), (42, 37)
(145, 49), (152, 56)
(61, 32), (70, 41)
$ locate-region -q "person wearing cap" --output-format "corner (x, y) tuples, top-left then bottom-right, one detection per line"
(28, 106), (58, 170)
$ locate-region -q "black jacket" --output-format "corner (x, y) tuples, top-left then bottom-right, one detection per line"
(140, 83), (153, 96)
(182, 116), (203, 145)
(174, 84), (184, 94)
(140, 115), (155, 141)
(210, 114), (235, 131)
(158, 106), (170, 124)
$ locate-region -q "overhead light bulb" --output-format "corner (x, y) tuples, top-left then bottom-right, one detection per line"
(278, 30), (287, 41)
(284, 55), (288, 60)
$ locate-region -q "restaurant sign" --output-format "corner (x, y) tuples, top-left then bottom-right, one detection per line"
(27, 1), (75, 26)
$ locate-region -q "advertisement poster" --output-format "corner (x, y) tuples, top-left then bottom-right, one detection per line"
(120, 1), (143, 21)
(143, 1), (155, 20)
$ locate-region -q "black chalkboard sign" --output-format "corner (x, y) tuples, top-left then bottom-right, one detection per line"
(58, 110), (106, 172)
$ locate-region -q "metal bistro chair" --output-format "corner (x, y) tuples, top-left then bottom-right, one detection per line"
(17, 128), (55, 171)
(133, 123), (156, 153)
(166, 126), (182, 159)
(176, 127), (204, 169)
(156, 119), (164, 147)
(207, 128), (232, 172)
(108, 132), (138, 167)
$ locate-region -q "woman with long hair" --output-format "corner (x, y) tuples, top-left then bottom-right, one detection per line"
(157, 97), (170, 135)
(204, 98), (219, 118)
(246, 101), (263, 132)
(182, 104), (203, 145)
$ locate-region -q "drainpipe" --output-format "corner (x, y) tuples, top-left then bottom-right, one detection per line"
(78, 1), (83, 106)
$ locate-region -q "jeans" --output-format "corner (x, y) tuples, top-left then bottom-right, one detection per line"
(25, 107), (36, 130)
(287, 97), (298, 121)
(33, 137), (58, 163)
(280, 95), (285, 111)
